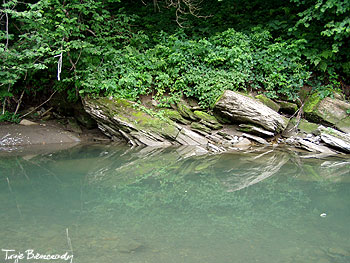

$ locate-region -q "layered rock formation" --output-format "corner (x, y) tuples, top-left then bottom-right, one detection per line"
(82, 90), (350, 155)
(214, 90), (288, 133)
(304, 93), (350, 133)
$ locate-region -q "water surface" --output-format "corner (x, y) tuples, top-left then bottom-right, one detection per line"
(0, 144), (349, 263)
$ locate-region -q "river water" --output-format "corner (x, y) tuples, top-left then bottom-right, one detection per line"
(0, 144), (349, 263)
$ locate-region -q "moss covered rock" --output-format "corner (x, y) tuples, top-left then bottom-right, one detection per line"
(190, 122), (212, 134)
(193, 111), (219, 124)
(297, 119), (319, 134)
(238, 124), (274, 137)
(304, 93), (350, 133)
(163, 109), (191, 125)
(83, 97), (208, 146)
(255, 94), (280, 112)
(278, 101), (298, 115)
(283, 118), (319, 137)
(193, 111), (223, 130)
(176, 102), (197, 121)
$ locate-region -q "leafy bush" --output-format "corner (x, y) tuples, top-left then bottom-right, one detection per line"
(79, 28), (310, 107)
(0, 111), (20, 123)
(1, 0), (347, 115)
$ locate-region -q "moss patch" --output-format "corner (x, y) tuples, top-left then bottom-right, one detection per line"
(303, 93), (322, 113)
(255, 94), (280, 112)
(289, 118), (319, 134)
(193, 111), (220, 124)
(90, 97), (179, 139)
(200, 120), (223, 130)
(190, 122), (212, 133)
(163, 109), (191, 125)
(176, 102), (197, 120)
(303, 93), (323, 123)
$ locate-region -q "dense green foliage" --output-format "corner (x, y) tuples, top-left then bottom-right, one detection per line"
(81, 28), (310, 107)
(1, 0), (349, 117)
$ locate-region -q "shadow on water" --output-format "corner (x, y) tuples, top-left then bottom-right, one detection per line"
(0, 144), (349, 263)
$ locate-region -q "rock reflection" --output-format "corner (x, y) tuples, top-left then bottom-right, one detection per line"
(220, 150), (290, 192)
(3, 144), (349, 191)
(1, 144), (350, 263)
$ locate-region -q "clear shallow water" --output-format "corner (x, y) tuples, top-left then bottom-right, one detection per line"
(0, 144), (349, 263)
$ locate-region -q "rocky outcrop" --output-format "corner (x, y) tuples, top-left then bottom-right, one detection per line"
(296, 138), (336, 155)
(304, 93), (350, 133)
(214, 90), (288, 133)
(193, 111), (223, 130)
(317, 126), (350, 153)
(82, 91), (350, 156)
(279, 123), (350, 155)
(83, 97), (210, 147)
(84, 96), (278, 150)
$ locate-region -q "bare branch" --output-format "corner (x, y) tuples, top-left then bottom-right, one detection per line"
(86, 28), (96, 37)
(153, 0), (160, 12)
(21, 90), (57, 119)
(3, 0), (9, 51)
(13, 89), (25, 116)
(164, 0), (210, 26)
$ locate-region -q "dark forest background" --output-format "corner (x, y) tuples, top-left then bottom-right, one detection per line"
(1, 0), (349, 121)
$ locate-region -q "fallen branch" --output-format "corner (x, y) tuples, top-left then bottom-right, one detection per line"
(13, 90), (25, 116)
(5, 2), (9, 51)
(21, 90), (57, 119)
(41, 107), (53, 117)
(285, 98), (305, 134)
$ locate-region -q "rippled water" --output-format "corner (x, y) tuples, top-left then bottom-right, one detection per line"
(0, 144), (349, 263)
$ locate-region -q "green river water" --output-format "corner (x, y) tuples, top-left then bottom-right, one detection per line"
(0, 144), (349, 263)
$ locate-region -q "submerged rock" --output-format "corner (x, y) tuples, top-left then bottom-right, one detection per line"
(118, 241), (144, 254)
(304, 93), (350, 133)
(214, 90), (288, 133)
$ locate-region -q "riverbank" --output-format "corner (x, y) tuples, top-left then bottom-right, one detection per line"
(0, 119), (110, 154)
(1, 89), (350, 158)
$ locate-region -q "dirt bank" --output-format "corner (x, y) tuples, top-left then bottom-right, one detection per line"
(0, 120), (110, 154)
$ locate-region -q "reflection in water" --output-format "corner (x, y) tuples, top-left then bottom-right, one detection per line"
(0, 144), (349, 263)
